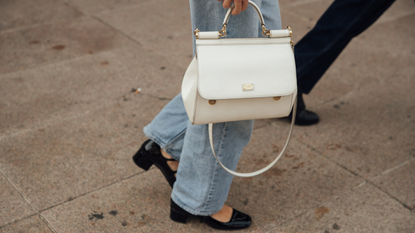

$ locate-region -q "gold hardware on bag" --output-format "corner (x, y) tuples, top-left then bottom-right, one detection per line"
(209, 100), (216, 105)
(242, 83), (254, 91)
(286, 26), (294, 49)
(287, 26), (292, 37)
(219, 24), (227, 37)
(194, 28), (200, 39)
(273, 97), (281, 101)
(261, 25), (270, 37)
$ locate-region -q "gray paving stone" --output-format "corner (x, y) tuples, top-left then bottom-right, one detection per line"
(295, 65), (415, 179)
(290, 8), (414, 108)
(273, 184), (415, 233)
(376, 0), (415, 24)
(0, 95), (168, 211)
(0, 47), (182, 137)
(0, 15), (133, 75)
(140, 32), (193, 71)
(304, 36), (407, 107)
(63, 0), (155, 14)
(372, 159), (415, 211)
(0, 0), (83, 31)
(94, 0), (191, 44)
(359, 13), (415, 59)
(0, 175), (35, 226)
(0, 215), (52, 233)
(108, 48), (185, 98)
(41, 169), (207, 233)
(223, 126), (363, 231)
(281, 0), (332, 23)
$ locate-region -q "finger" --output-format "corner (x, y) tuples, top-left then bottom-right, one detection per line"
(232, 0), (242, 15)
(241, 0), (248, 12)
(222, 0), (232, 9)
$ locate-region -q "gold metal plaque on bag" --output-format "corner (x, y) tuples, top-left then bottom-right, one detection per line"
(242, 83), (254, 91)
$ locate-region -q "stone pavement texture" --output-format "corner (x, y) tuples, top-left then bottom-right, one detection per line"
(0, 0), (414, 232)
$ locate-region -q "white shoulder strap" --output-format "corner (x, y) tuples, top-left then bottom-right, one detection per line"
(208, 96), (297, 177)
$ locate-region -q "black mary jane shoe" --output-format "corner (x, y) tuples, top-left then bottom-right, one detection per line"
(132, 140), (177, 188)
(292, 109), (320, 126)
(170, 199), (252, 230)
(286, 92), (319, 126)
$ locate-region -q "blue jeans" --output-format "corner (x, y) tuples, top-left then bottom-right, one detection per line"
(295, 0), (395, 94)
(143, 0), (282, 216)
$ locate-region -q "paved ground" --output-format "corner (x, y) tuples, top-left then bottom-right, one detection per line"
(1, 0), (414, 232)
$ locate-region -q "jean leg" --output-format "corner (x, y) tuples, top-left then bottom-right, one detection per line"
(172, 120), (254, 216)
(295, 0), (395, 94)
(170, 0), (281, 215)
(257, 0), (282, 34)
(143, 94), (187, 161)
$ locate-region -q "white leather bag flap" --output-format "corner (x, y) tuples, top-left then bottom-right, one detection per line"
(196, 37), (296, 100)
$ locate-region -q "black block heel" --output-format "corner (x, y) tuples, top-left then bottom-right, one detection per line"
(132, 150), (153, 171)
(170, 199), (190, 224)
(132, 140), (177, 188)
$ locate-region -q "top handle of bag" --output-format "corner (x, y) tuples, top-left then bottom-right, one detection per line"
(220, 0), (270, 37)
(194, 0), (293, 41)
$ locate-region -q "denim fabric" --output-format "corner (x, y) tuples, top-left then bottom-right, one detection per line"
(143, 0), (281, 216)
(295, 0), (395, 94)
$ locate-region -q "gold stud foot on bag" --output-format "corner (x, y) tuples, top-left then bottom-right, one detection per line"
(208, 100), (216, 105)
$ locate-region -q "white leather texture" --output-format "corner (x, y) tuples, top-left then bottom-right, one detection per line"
(270, 29), (290, 38)
(182, 56), (297, 125)
(198, 31), (220, 39)
(182, 57), (298, 177)
(196, 38), (291, 45)
(196, 37), (296, 100)
(181, 57), (198, 123)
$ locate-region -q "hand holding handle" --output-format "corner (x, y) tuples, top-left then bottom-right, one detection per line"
(220, 0), (269, 37)
(220, 0), (249, 15)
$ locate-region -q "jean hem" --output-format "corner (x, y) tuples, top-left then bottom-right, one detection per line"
(164, 128), (187, 161)
(143, 126), (181, 161)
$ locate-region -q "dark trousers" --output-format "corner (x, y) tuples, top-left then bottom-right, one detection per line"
(295, 0), (396, 94)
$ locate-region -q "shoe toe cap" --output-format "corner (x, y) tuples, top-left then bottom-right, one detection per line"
(296, 109), (319, 125)
(230, 209), (252, 228)
(205, 209), (252, 230)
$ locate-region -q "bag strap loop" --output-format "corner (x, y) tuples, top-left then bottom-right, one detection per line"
(220, 0), (270, 37)
(208, 95), (297, 177)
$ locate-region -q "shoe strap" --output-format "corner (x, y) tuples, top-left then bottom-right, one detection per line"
(163, 157), (178, 173)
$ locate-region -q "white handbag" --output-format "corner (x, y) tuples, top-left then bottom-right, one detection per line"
(181, 1), (297, 177)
